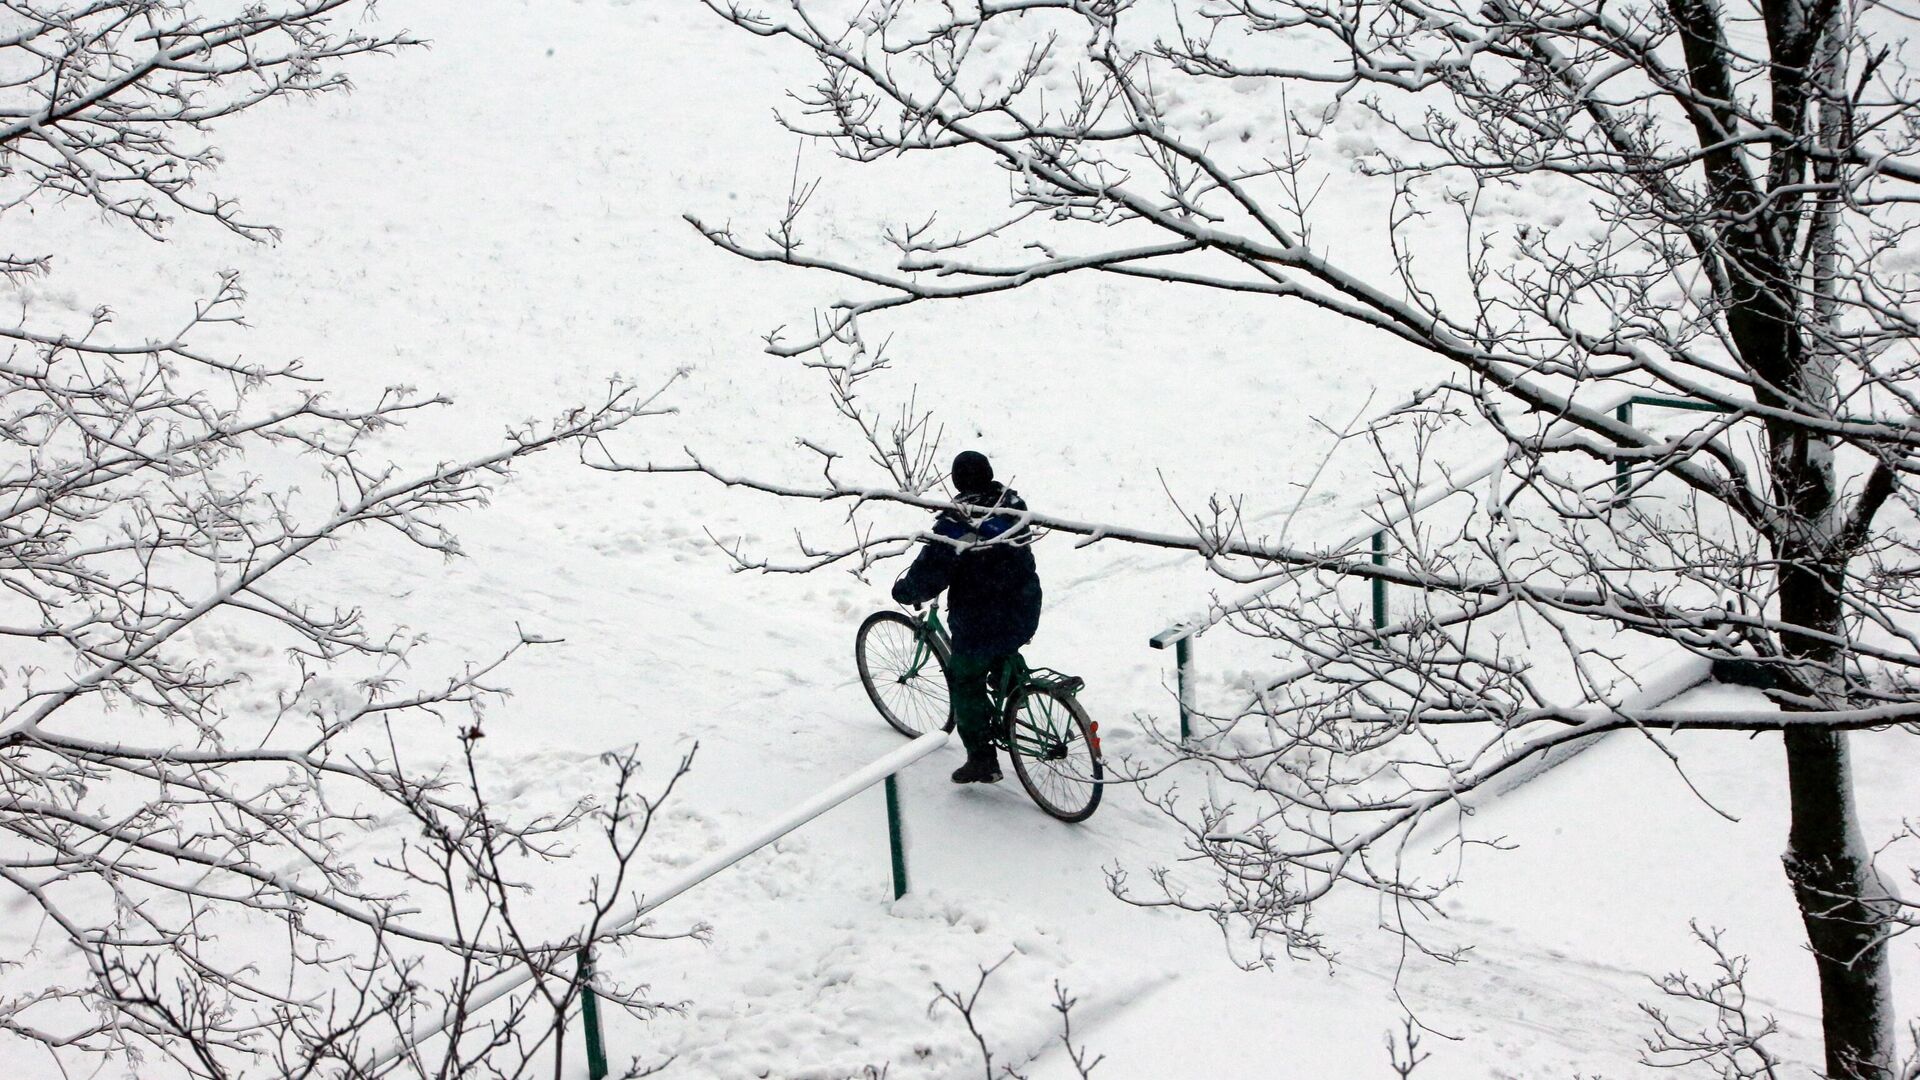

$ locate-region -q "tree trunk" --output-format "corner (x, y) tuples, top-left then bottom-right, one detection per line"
(1778, 553), (1896, 1077)
(1775, 10), (1897, 1074)
(1781, 726), (1897, 1079)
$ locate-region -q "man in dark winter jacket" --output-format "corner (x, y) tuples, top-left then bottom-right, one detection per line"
(891, 451), (1042, 784)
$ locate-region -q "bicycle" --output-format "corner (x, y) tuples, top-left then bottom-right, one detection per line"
(855, 604), (1102, 822)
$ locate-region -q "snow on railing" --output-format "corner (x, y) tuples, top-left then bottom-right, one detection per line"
(1149, 387), (1730, 738)
(361, 728), (955, 1079)
(1403, 653), (1716, 841)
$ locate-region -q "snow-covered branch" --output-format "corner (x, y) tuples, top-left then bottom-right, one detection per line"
(688, 1), (1920, 1070)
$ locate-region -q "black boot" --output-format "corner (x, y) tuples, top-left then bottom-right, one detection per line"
(949, 746), (1002, 784)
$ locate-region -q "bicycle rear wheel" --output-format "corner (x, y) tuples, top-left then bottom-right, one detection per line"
(856, 611), (953, 738)
(1004, 686), (1102, 822)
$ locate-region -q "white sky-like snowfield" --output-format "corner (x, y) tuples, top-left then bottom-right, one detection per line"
(5, 2), (1918, 1078)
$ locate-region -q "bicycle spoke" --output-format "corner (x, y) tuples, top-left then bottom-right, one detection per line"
(880, 629), (911, 672)
(1006, 687), (1099, 820)
(881, 675), (943, 724)
(860, 614), (951, 738)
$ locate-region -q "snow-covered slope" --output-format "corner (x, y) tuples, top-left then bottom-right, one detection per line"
(5, 2), (1915, 1077)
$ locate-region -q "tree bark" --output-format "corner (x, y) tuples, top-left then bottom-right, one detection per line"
(1771, 332), (1897, 1080)
(1774, 7), (1898, 1073)
(1776, 486), (1896, 1079)
(1781, 725), (1896, 1079)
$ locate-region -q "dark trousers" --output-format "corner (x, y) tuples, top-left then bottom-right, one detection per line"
(946, 652), (1011, 758)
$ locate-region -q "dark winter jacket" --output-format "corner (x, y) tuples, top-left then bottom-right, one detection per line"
(891, 483), (1042, 659)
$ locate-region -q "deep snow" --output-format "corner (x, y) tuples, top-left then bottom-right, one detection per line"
(4, 2), (1917, 1078)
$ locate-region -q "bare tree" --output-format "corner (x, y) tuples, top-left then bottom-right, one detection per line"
(0, 4), (693, 1076)
(667, 0), (1920, 1074)
(1642, 924), (1788, 1080)
(925, 959), (1104, 1080)
(0, 1), (414, 249)
(348, 742), (702, 1080)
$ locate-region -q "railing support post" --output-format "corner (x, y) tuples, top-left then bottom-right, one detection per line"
(577, 950), (608, 1080)
(1371, 530), (1388, 631)
(884, 774), (908, 900)
(364, 731), (953, 1074)
(1614, 401), (1632, 499)
(1175, 635), (1194, 741)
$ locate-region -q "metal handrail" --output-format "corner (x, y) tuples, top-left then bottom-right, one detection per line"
(1149, 387), (1734, 737)
(1403, 654), (1715, 844)
(360, 728), (955, 1075)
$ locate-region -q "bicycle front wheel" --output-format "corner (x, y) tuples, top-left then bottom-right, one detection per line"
(856, 611), (953, 738)
(1005, 686), (1102, 822)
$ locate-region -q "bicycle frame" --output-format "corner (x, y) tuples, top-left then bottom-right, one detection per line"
(998, 659), (1090, 757)
(907, 605), (1082, 756)
(869, 603), (1100, 820)
(906, 605), (951, 681)
(908, 604), (1016, 710)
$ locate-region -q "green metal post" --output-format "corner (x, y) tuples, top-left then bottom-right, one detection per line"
(1614, 401), (1632, 499)
(1371, 530), (1388, 630)
(1174, 636), (1193, 741)
(577, 950), (608, 1080)
(884, 774), (908, 900)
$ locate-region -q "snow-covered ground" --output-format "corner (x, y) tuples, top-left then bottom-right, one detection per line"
(6, 2), (1917, 1077)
